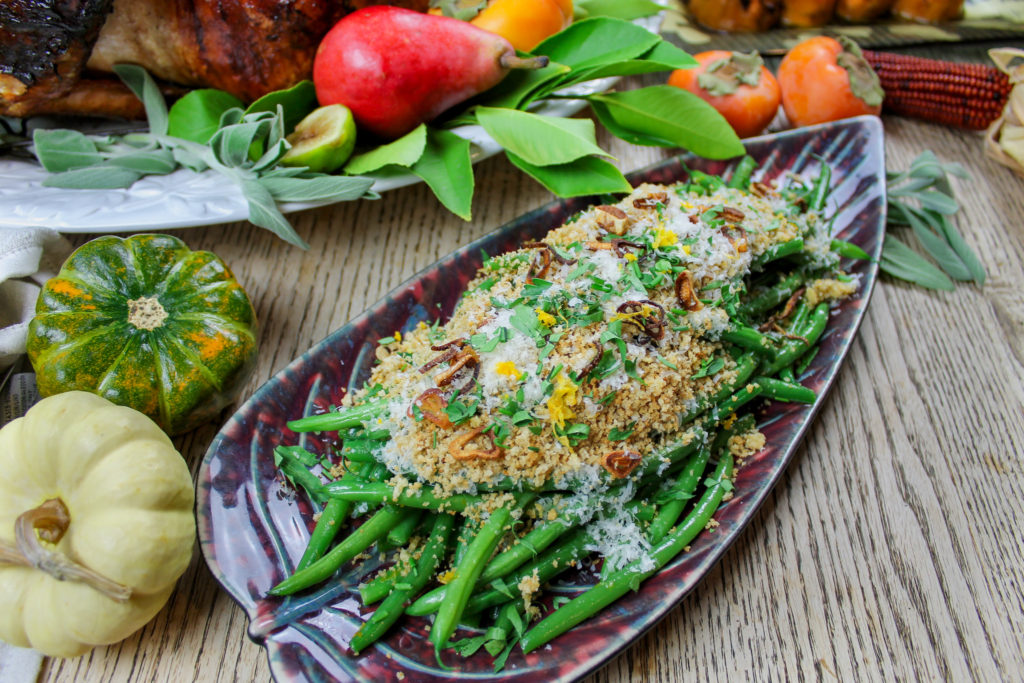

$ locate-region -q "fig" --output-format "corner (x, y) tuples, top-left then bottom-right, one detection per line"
(313, 6), (547, 140)
(280, 104), (357, 173)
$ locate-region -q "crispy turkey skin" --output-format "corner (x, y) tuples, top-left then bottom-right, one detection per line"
(0, 0), (429, 118)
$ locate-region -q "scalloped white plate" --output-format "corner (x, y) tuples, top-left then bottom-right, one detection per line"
(0, 13), (662, 233)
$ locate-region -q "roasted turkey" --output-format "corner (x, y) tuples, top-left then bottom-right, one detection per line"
(0, 0), (428, 118)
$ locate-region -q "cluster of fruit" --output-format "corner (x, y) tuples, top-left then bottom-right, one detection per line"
(282, 5), (565, 174)
(668, 36), (883, 138)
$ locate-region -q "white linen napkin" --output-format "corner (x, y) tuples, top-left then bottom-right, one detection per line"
(0, 228), (72, 369)
(0, 643), (43, 683)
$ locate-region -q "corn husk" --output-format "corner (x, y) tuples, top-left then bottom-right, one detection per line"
(985, 48), (1024, 176)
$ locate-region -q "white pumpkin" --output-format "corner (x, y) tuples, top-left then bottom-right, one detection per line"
(0, 391), (195, 657)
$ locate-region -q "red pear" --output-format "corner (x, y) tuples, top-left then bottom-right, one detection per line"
(312, 6), (547, 140)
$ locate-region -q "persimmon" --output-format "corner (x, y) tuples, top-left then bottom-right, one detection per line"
(667, 50), (780, 138)
(777, 36), (883, 128)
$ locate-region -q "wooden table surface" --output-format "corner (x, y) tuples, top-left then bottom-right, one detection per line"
(40, 65), (1024, 682)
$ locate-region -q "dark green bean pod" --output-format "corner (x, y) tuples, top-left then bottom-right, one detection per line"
(520, 454), (734, 654)
(269, 505), (411, 596)
(349, 513), (456, 654)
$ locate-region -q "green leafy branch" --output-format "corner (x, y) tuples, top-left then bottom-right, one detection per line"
(33, 66), (375, 248)
(30, 16), (744, 246)
(881, 151), (985, 290)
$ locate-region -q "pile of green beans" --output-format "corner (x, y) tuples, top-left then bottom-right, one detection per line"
(266, 158), (863, 666)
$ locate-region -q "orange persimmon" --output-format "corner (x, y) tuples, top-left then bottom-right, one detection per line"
(667, 50), (781, 138)
(777, 36), (883, 128)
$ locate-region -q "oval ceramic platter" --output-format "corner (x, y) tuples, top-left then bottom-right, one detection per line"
(198, 115), (886, 682)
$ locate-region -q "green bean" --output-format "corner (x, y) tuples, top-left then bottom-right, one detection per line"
(779, 367), (796, 384)
(429, 495), (535, 652)
(463, 528), (592, 616)
(686, 168), (725, 195)
(479, 514), (576, 584)
(325, 481), (482, 512)
(286, 402), (385, 432)
(721, 325), (778, 356)
(453, 516), (481, 565)
(274, 446), (329, 504)
(295, 498), (350, 572)
(751, 239), (805, 270)
(269, 505), (411, 596)
(754, 376), (816, 404)
(359, 563), (401, 605)
(484, 602), (526, 658)
(678, 353), (758, 426)
(386, 509), (425, 548)
(349, 513), (456, 654)
(830, 238), (870, 260)
(809, 163), (832, 212)
(738, 272), (804, 318)
(727, 155), (757, 189)
(520, 454), (735, 654)
(647, 447), (711, 545)
(759, 302), (829, 376)
(794, 345), (819, 376)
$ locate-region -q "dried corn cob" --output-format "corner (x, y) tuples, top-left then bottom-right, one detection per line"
(863, 50), (1011, 130)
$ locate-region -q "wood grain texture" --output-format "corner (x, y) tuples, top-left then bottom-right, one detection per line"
(40, 85), (1024, 681)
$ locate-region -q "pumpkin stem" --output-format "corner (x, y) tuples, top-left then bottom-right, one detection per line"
(127, 296), (168, 331)
(1, 498), (133, 602)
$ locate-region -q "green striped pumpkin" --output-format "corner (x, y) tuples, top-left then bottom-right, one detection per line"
(27, 234), (258, 435)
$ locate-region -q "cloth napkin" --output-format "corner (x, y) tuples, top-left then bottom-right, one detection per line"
(0, 643), (42, 683)
(0, 228), (72, 369)
(0, 228), (71, 680)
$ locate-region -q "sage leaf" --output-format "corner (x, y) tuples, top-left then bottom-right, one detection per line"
(168, 89), (245, 143)
(245, 80), (317, 131)
(41, 166), (142, 189)
(409, 127), (474, 220)
(104, 149), (178, 175)
(259, 174), (375, 202)
(575, 0), (662, 20)
(240, 178), (309, 249)
(32, 129), (101, 172)
(210, 117), (273, 168)
(898, 205), (972, 281)
(112, 64), (168, 136)
(879, 235), (954, 291)
(345, 124), (428, 174)
(476, 107), (607, 166)
(506, 151), (631, 197)
(935, 212), (985, 285)
(914, 189), (958, 215)
(588, 86), (744, 159)
(533, 17), (660, 71)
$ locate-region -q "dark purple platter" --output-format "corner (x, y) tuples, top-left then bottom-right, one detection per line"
(198, 115), (886, 682)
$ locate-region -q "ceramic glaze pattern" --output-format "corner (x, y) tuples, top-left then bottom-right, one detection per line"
(198, 117), (886, 682)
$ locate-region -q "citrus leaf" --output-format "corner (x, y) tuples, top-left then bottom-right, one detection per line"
(245, 80), (318, 132)
(345, 124), (428, 174)
(588, 86), (745, 159)
(506, 151), (631, 197)
(574, 0), (663, 20)
(476, 107), (607, 166)
(409, 127), (474, 220)
(168, 89), (245, 143)
(533, 17), (660, 71)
